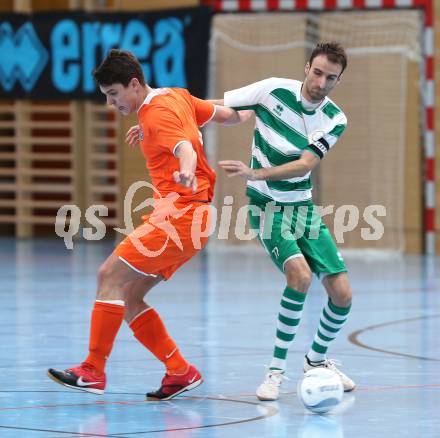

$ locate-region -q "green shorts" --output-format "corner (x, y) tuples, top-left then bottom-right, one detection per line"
(248, 201), (347, 277)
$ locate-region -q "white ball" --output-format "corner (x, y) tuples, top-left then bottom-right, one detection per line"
(298, 368), (344, 414)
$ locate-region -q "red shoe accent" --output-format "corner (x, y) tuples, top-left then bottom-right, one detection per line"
(146, 364), (203, 401)
(47, 362), (106, 394)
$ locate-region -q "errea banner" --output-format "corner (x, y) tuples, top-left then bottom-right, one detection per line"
(0, 7), (211, 100)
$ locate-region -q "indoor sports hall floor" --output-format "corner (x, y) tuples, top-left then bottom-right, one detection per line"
(0, 237), (439, 437)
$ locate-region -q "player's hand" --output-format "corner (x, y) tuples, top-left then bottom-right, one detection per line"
(173, 170), (197, 193)
(218, 160), (256, 180)
(125, 124), (141, 147)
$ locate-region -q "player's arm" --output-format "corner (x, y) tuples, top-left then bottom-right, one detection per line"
(211, 105), (253, 125)
(219, 150), (320, 181)
(209, 78), (279, 126)
(210, 78), (279, 126)
(123, 100), (248, 145)
(194, 96), (251, 126)
(174, 141), (197, 192)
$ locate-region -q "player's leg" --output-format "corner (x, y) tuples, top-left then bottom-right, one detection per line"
(298, 213), (355, 391)
(255, 256), (311, 401)
(123, 275), (196, 390)
(273, 257), (311, 370)
(322, 271), (352, 308)
(305, 275), (354, 389)
(139, 259), (204, 401)
(124, 275), (163, 323)
(250, 205), (311, 401)
(121, 206), (208, 400)
(47, 254), (144, 394)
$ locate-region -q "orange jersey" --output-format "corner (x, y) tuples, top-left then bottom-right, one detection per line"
(137, 88), (216, 203)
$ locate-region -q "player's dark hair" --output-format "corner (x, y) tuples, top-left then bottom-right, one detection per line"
(93, 49), (145, 87)
(309, 42), (347, 75)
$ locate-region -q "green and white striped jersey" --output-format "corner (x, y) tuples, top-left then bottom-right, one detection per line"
(224, 77), (347, 206)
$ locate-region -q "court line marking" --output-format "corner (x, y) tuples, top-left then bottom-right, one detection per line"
(0, 395), (278, 436)
(348, 314), (440, 361)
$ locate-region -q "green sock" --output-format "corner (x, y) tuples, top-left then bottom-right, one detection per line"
(307, 298), (351, 363)
(269, 287), (306, 370)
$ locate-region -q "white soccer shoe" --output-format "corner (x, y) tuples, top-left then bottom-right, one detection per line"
(304, 355), (356, 392)
(256, 369), (287, 401)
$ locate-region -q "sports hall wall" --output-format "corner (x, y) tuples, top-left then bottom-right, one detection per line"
(0, 0), (438, 254)
(210, 10), (422, 253)
(0, 0), (199, 239)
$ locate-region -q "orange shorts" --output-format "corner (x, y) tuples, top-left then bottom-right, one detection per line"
(114, 202), (212, 280)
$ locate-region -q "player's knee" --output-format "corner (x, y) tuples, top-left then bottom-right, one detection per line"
(97, 258), (120, 286)
(285, 262), (312, 292)
(324, 273), (353, 308)
(329, 285), (352, 308)
(336, 286), (352, 307)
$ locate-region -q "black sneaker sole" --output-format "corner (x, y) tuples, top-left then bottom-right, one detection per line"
(146, 377), (203, 401)
(47, 369), (104, 395)
(344, 385), (356, 392)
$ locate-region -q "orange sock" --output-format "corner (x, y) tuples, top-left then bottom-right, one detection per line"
(129, 308), (189, 374)
(84, 300), (125, 374)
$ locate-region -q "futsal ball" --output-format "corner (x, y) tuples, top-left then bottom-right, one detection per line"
(298, 368), (343, 414)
